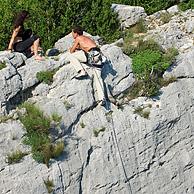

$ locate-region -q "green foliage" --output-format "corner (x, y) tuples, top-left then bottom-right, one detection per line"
(6, 150), (28, 164)
(132, 49), (162, 78)
(44, 178), (54, 194)
(19, 102), (51, 134)
(0, 62), (6, 70)
(36, 70), (56, 85)
(123, 35), (178, 98)
(178, 0), (194, 11)
(93, 127), (106, 137)
(19, 102), (64, 167)
(160, 12), (172, 24)
(0, 0), (120, 51)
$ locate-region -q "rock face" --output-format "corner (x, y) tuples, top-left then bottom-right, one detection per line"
(111, 4), (147, 29)
(1, 4), (194, 194)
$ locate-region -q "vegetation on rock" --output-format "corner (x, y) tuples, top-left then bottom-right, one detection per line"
(0, 0), (193, 51)
(19, 102), (64, 167)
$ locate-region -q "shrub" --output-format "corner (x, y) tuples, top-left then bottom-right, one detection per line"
(6, 150), (28, 164)
(123, 36), (178, 98)
(19, 102), (64, 167)
(36, 70), (56, 85)
(160, 12), (172, 24)
(178, 0), (194, 11)
(19, 102), (51, 134)
(132, 49), (162, 78)
(129, 18), (147, 34)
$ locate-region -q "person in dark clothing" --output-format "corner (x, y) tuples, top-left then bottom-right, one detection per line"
(7, 10), (43, 60)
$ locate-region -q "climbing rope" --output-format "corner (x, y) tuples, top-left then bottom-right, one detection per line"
(91, 64), (133, 193)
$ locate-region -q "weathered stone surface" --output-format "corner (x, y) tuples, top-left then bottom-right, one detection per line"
(1, 6), (194, 194)
(164, 47), (194, 78)
(167, 5), (179, 14)
(145, 10), (194, 51)
(101, 44), (135, 96)
(111, 4), (147, 29)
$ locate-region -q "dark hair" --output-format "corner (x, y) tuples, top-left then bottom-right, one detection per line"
(14, 10), (29, 29)
(72, 26), (83, 35)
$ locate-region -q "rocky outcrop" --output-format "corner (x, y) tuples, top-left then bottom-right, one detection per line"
(111, 4), (147, 29)
(1, 4), (194, 194)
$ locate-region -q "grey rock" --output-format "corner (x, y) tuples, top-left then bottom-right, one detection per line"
(185, 17), (194, 33)
(111, 4), (147, 29)
(164, 47), (194, 78)
(101, 44), (135, 96)
(167, 5), (180, 15)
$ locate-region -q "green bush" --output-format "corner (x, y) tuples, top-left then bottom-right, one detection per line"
(0, 0), (121, 51)
(178, 0), (194, 11)
(160, 12), (172, 24)
(19, 102), (64, 167)
(123, 36), (178, 98)
(36, 70), (56, 85)
(19, 102), (51, 134)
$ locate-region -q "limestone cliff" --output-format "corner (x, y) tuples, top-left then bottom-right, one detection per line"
(1, 4), (194, 194)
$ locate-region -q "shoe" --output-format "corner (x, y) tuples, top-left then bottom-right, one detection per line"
(108, 96), (117, 104)
(98, 99), (106, 106)
(72, 70), (88, 80)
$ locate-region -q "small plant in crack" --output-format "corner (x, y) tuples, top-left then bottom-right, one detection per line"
(6, 150), (28, 164)
(105, 110), (113, 122)
(0, 115), (14, 123)
(64, 100), (74, 110)
(93, 127), (106, 137)
(0, 61), (6, 70)
(134, 106), (150, 119)
(19, 102), (65, 167)
(80, 121), (86, 128)
(51, 112), (62, 123)
(44, 178), (54, 193)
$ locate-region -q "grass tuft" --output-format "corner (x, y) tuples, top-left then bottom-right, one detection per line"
(44, 178), (54, 193)
(6, 150), (28, 164)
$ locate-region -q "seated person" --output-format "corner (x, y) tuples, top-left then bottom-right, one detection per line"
(7, 10), (43, 60)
